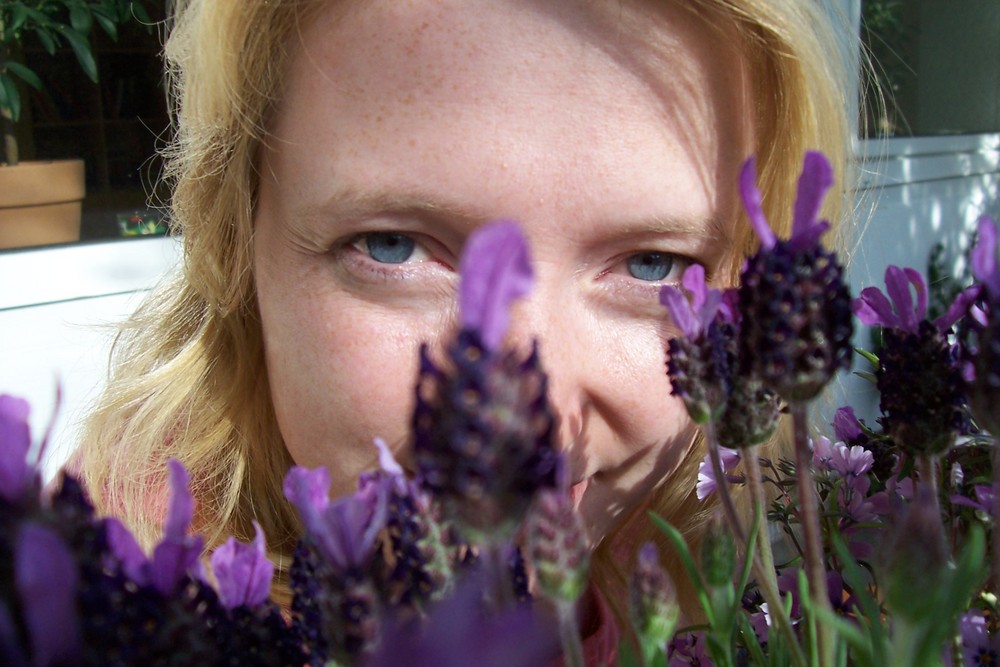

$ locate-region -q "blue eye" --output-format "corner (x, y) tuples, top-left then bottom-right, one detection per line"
(362, 232), (416, 264)
(626, 252), (674, 281)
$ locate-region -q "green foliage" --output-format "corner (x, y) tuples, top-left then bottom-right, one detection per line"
(0, 0), (151, 163)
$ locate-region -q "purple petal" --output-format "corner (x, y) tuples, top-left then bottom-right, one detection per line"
(934, 284), (982, 332)
(0, 395), (32, 502)
(211, 522), (273, 610)
(15, 523), (80, 666)
(150, 534), (204, 595)
(105, 517), (150, 586)
(853, 286), (899, 328)
(904, 267), (928, 323)
(972, 216), (1000, 296)
(681, 264), (708, 312)
(459, 220), (534, 352)
(832, 406), (863, 442)
(322, 485), (389, 570)
(373, 437), (404, 476)
(884, 265), (919, 332)
(740, 157), (776, 250)
(164, 459), (194, 542)
(283, 466), (332, 516)
(660, 285), (699, 338)
(791, 151), (834, 244)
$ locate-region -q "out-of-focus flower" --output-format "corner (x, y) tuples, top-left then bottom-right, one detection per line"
(630, 543), (679, 666)
(667, 631), (710, 666)
(414, 221), (558, 542)
(524, 488), (590, 605)
(855, 266), (970, 456)
(14, 522), (81, 666)
(211, 522), (273, 610)
(967, 215), (1000, 433)
(739, 151), (854, 403)
(951, 484), (994, 515)
(696, 447), (742, 500)
(959, 610), (1000, 667)
(150, 459), (205, 595)
(0, 395), (34, 502)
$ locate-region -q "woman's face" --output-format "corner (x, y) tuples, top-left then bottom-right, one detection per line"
(254, 0), (751, 545)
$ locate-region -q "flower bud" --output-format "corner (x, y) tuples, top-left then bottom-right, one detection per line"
(700, 513), (736, 588)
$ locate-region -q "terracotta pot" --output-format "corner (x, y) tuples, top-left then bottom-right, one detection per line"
(0, 159), (85, 249)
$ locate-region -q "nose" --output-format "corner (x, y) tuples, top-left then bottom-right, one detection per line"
(502, 286), (593, 476)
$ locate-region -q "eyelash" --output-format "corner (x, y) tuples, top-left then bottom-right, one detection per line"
(341, 231), (703, 295)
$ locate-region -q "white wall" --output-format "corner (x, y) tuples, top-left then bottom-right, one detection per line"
(0, 237), (181, 479)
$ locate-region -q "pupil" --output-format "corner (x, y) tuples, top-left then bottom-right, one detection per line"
(367, 233), (415, 264)
(627, 253), (673, 281)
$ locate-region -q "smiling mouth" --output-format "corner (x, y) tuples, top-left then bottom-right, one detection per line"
(570, 478), (590, 509)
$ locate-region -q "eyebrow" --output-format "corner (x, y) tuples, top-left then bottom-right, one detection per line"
(294, 184), (731, 242)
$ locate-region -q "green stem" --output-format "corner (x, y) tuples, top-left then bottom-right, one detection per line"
(746, 449), (808, 667)
(703, 420), (746, 544)
(791, 401), (833, 666)
(557, 601), (585, 667)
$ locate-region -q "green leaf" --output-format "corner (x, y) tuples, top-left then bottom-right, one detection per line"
(616, 640), (640, 667)
(58, 26), (98, 82)
(93, 13), (119, 41)
(648, 512), (714, 624)
(0, 74), (21, 122)
(69, 6), (93, 34)
(852, 371), (878, 384)
(10, 6), (29, 32)
(738, 613), (768, 667)
(854, 346), (880, 367)
(5, 62), (42, 91)
(35, 28), (57, 55)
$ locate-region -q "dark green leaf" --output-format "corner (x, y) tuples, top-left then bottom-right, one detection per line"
(854, 347), (880, 367)
(0, 74), (21, 122)
(35, 29), (57, 55)
(10, 6), (29, 32)
(69, 6), (93, 34)
(93, 13), (118, 40)
(59, 27), (98, 82)
(649, 512), (713, 624)
(131, 2), (153, 25)
(5, 62), (42, 91)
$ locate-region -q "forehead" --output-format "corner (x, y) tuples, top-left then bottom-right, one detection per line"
(267, 0), (751, 230)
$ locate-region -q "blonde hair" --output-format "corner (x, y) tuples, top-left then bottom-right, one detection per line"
(78, 0), (853, 611)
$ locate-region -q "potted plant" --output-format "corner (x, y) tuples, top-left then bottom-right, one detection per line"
(0, 0), (151, 249)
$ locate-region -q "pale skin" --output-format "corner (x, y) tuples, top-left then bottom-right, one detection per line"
(254, 0), (752, 547)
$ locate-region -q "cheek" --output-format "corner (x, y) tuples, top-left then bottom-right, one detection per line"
(257, 268), (441, 494)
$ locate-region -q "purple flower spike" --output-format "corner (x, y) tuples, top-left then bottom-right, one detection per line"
(459, 220), (534, 352)
(211, 522), (274, 610)
(15, 523), (81, 667)
(0, 395), (32, 502)
(150, 459), (204, 594)
(972, 215), (1000, 297)
(740, 157), (776, 250)
(853, 265), (927, 334)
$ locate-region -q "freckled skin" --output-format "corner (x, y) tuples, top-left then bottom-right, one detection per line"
(254, 0), (751, 545)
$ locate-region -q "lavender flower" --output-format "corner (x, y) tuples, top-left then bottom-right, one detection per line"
(854, 265), (970, 455)
(738, 152), (854, 403)
(413, 221), (559, 542)
(661, 265), (734, 424)
(696, 446), (742, 501)
(951, 484), (994, 515)
(968, 215), (1000, 433)
(630, 543), (679, 667)
(285, 465), (389, 661)
(524, 488), (590, 605)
